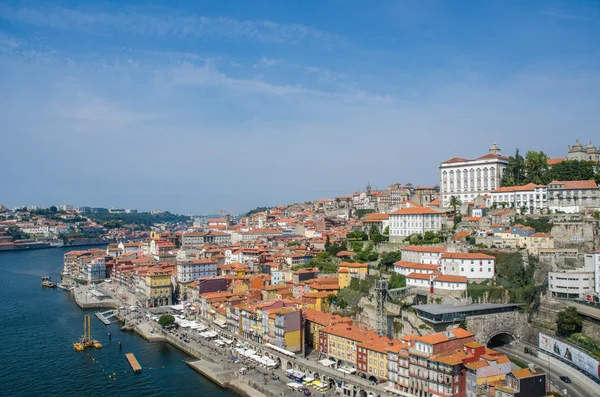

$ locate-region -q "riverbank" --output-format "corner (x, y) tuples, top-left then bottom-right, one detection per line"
(72, 286), (274, 397)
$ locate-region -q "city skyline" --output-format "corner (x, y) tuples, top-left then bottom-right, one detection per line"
(1, 0), (599, 213)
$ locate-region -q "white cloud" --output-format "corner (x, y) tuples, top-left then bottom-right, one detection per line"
(542, 8), (592, 21)
(0, 5), (342, 44)
(0, 33), (21, 49)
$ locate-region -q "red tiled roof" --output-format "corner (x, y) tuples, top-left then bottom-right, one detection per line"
(394, 261), (438, 271)
(548, 180), (598, 190)
(390, 207), (441, 215)
(402, 245), (447, 253)
(434, 275), (467, 283)
(407, 272), (433, 280)
(441, 252), (495, 260)
(547, 157), (566, 165)
(491, 183), (542, 193)
(442, 157), (469, 164)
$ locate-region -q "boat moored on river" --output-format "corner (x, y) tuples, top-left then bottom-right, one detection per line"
(41, 276), (56, 288)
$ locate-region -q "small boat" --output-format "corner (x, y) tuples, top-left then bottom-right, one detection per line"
(41, 276), (56, 288)
(73, 342), (85, 351)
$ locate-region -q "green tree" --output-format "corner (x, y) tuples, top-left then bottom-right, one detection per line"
(524, 151), (550, 184)
(368, 225), (386, 245)
(449, 196), (462, 225)
(379, 251), (402, 270)
(7, 226), (30, 240)
(158, 314), (175, 327)
(388, 273), (406, 289)
(549, 160), (595, 181)
(556, 307), (582, 337)
(501, 149), (526, 186)
(324, 235), (331, 253)
(347, 230), (367, 240)
(423, 231), (436, 241)
(50, 206), (58, 213)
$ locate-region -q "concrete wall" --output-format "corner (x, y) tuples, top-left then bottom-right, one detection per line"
(550, 218), (599, 252)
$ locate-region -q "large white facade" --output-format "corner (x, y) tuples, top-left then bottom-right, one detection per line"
(87, 257), (106, 283)
(549, 271), (594, 300)
(181, 231), (231, 248)
(490, 183), (548, 214)
(400, 246), (447, 264)
(439, 143), (509, 207)
(388, 207), (442, 242)
(176, 259), (217, 283)
(439, 253), (495, 280)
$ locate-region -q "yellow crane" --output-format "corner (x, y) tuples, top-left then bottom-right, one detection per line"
(73, 314), (102, 351)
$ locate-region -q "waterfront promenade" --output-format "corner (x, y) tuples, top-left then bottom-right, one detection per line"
(73, 283), (391, 397)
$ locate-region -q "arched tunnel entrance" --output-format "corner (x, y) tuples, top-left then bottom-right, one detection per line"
(487, 332), (514, 348)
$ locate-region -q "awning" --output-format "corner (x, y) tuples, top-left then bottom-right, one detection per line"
(265, 342), (296, 357)
(213, 319), (227, 327)
(244, 349), (256, 357)
(319, 358), (336, 367)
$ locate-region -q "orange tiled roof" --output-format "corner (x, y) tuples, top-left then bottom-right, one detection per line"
(394, 261), (438, 271)
(407, 272), (433, 280)
(339, 261), (368, 269)
(547, 157), (566, 165)
(390, 207), (442, 215)
(434, 275), (467, 283)
(402, 245), (447, 253)
(548, 180), (598, 189)
(491, 183), (542, 193)
(358, 335), (403, 354)
(320, 323), (379, 342)
(441, 252), (495, 260)
(530, 232), (552, 238)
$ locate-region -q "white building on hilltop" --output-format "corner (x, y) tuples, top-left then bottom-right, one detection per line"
(388, 206), (442, 242)
(439, 143), (509, 208)
(490, 183), (548, 214)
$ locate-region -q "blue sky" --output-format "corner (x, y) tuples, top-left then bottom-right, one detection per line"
(1, 0), (599, 214)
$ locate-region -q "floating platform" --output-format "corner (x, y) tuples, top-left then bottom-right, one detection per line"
(95, 310), (113, 325)
(126, 353), (142, 373)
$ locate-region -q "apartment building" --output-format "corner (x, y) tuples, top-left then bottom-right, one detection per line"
(401, 245), (447, 265)
(439, 252), (495, 280)
(388, 207), (443, 243)
(319, 323), (379, 371)
(176, 259), (218, 283)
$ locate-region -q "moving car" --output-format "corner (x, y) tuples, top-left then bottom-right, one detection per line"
(559, 376), (572, 383)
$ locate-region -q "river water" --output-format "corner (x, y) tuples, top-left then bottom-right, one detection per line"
(0, 246), (237, 397)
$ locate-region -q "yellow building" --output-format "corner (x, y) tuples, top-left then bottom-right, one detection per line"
(357, 335), (403, 380)
(319, 323), (378, 366)
(338, 268), (351, 289)
(145, 268), (172, 307)
(522, 232), (554, 255)
(302, 291), (332, 312)
(270, 307), (303, 353)
(338, 261), (368, 282)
